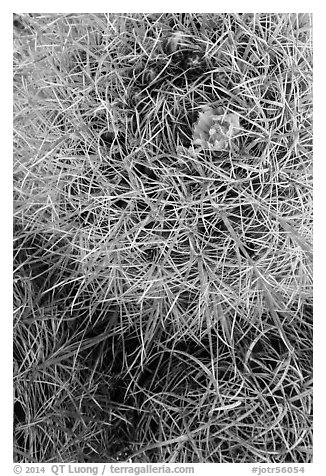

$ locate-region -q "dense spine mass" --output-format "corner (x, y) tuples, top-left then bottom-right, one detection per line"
(13, 13), (313, 463)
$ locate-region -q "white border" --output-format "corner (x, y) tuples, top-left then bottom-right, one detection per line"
(4, 5), (323, 475)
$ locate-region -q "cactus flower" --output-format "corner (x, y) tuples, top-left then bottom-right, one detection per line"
(192, 106), (240, 151)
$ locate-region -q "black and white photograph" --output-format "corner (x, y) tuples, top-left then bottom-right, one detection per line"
(13, 11), (313, 466)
